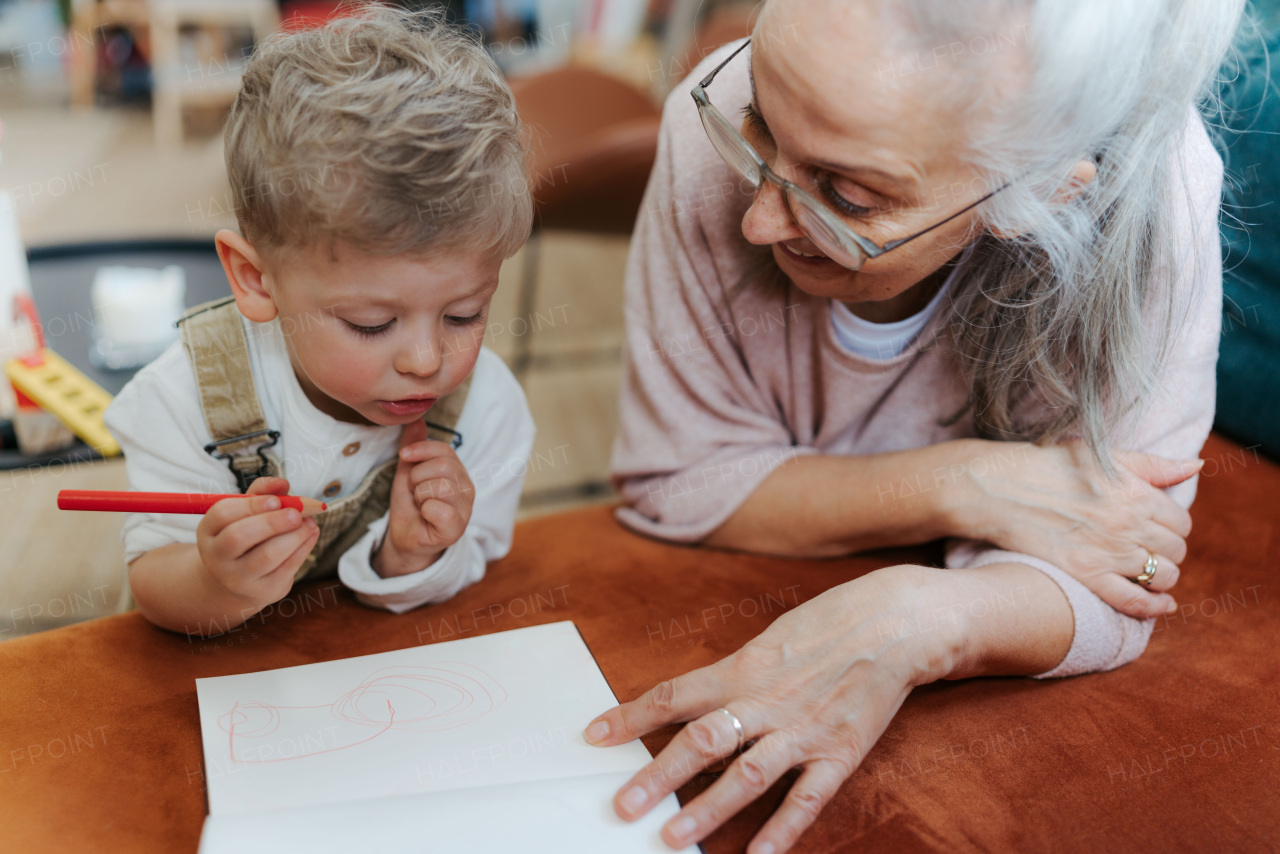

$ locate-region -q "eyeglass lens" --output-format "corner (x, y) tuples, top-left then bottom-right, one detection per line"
(699, 100), (867, 269)
(699, 105), (762, 187)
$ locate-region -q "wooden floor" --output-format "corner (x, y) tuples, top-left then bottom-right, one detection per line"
(1, 101), (627, 639)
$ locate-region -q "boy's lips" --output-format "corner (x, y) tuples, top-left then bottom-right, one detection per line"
(378, 397), (438, 417)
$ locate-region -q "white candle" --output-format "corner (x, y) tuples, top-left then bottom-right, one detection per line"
(0, 185), (33, 419)
(91, 265), (187, 349)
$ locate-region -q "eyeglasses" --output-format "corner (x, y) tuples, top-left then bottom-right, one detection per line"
(692, 39), (1008, 271)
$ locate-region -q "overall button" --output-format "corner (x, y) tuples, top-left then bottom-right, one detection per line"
(343, 442), (360, 457)
(323, 480), (342, 498)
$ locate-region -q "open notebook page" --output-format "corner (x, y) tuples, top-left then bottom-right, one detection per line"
(195, 621), (692, 852)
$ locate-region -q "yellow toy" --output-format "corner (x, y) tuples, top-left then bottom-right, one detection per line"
(6, 348), (120, 457)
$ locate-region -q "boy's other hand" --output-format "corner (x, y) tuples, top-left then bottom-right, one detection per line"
(196, 476), (320, 607)
(377, 418), (476, 578)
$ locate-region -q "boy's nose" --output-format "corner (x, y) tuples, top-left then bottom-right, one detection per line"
(395, 338), (443, 378)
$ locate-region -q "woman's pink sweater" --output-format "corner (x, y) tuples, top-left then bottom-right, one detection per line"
(611, 42), (1223, 678)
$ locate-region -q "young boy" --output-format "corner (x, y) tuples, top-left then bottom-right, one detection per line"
(103, 5), (535, 635)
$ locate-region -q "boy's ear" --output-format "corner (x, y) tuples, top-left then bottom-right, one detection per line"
(215, 229), (278, 323)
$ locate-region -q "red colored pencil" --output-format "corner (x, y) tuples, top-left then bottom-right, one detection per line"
(57, 490), (328, 517)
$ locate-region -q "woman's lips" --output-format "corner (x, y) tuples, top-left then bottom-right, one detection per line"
(378, 397), (438, 417)
(777, 240), (836, 268)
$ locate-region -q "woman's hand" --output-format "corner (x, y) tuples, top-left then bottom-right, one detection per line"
(584, 562), (1071, 852)
(704, 439), (1196, 621)
(585, 568), (952, 853)
(948, 439), (1200, 619)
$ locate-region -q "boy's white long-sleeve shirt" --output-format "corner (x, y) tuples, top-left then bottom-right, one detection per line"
(103, 314), (535, 614)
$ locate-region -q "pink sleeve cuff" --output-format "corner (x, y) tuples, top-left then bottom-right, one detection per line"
(945, 540), (1153, 678)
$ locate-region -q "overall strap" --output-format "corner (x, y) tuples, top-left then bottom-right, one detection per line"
(423, 372), (472, 448)
(176, 297), (279, 492)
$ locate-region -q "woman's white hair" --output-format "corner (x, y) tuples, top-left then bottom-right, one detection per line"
(891, 0), (1246, 466)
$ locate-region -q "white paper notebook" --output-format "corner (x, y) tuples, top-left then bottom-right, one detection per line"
(195, 621), (692, 853)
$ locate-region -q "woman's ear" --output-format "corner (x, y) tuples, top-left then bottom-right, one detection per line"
(989, 158), (1098, 240)
(1053, 158), (1097, 205)
(215, 229), (277, 323)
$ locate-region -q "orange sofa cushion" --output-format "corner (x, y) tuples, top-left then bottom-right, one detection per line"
(0, 433), (1276, 851)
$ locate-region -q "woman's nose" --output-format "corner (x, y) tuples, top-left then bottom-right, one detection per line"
(740, 178), (805, 247)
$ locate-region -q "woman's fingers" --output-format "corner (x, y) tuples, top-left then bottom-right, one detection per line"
(1117, 471), (1193, 537)
(1117, 451), (1203, 490)
(1117, 545), (1180, 593)
(661, 730), (800, 849)
(748, 759), (850, 854)
(614, 704), (755, 822)
(1138, 520), (1188, 566)
(1145, 492), (1193, 539)
(1092, 564), (1178, 619)
(586, 667), (726, 748)
(1141, 522), (1187, 568)
(1138, 552), (1179, 592)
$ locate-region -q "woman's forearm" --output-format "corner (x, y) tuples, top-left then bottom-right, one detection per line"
(129, 543), (263, 636)
(705, 440), (992, 557)
(893, 562), (1075, 682)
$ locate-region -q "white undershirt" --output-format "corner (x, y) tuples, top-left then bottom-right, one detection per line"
(828, 248), (974, 360)
(829, 276), (953, 360)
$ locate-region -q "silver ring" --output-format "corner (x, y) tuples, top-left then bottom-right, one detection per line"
(715, 707), (745, 753)
(1135, 552), (1158, 586)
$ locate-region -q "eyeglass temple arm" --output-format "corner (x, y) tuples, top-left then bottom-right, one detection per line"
(879, 183), (1011, 253)
(698, 38), (752, 89)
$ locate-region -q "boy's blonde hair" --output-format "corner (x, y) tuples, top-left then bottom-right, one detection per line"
(224, 2), (532, 260)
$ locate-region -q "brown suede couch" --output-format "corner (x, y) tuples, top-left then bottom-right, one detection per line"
(0, 433), (1276, 852)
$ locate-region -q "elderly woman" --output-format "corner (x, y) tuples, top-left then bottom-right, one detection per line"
(583, 0), (1243, 851)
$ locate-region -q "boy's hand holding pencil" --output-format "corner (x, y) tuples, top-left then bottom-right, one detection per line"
(195, 476), (321, 606)
(374, 419), (475, 578)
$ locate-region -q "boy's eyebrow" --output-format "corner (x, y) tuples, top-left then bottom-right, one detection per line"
(460, 278), (500, 299)
(326, 279), (498, 312)
(747, 56), (917, 193)
(443, 279), (501, 307)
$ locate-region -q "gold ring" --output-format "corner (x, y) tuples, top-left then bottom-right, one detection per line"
(1135, 552), (1158, 586)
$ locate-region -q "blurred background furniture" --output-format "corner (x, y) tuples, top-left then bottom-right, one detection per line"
(20, 239), (229, 399)
(0, 239), (231, 637)
(493, 5), (748, 502)
(507, 65), (660, 381)
(658, 0), (750, 95)
(1213, 0), (1280, 460)
(147, 0), (278, 148)
(511, 66), (660, 236)
(67, 0), (154, 107)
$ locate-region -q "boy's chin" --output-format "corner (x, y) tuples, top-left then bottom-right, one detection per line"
(314, 399), (399, 427)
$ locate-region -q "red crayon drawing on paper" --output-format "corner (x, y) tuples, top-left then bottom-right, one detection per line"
(217, 664), (507, 764)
